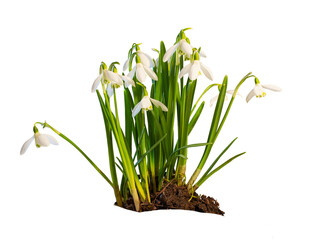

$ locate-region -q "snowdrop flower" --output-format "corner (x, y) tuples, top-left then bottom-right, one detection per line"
(137, 50), (154, 68)
(123, 46), (154, 71)
(128, 63), (158, 83)
(91, 69), (123, 93)
(132, 96), (168, 118)
(20, 130), (58, 155)
(163, 39), (193, 62)
(210, 90), (242, 107)
(178, 53), (213, 81)
(246, 83), (281, 103)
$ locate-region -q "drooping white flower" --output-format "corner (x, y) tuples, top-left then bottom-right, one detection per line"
(246, 83), (281, 103)
(132, 96), (168, 118)
(128, 63), (158, 83)
(123, 50), (154, 71)
(163, 39), (193, 62)
(20, 132), (58, 155)
(137, 50), (154, 68)
(91, 69), (123, 93)
(210, 90), (242, 107)
(178, 60), (213, 81)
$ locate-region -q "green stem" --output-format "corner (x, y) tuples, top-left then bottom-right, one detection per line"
(40, 122), (113, 187)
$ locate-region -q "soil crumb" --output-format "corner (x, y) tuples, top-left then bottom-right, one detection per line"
(118, 180), (224, 215)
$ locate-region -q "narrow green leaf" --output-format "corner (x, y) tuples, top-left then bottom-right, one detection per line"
(197, 137), (238, 184)
(195, 152), (246, 188)
(188, 101), (205, 135)
(169, 142), (212, 159)
(124, 88), (134, 152)
(132, 127), (145, 161)
(135, 133), (167, 167)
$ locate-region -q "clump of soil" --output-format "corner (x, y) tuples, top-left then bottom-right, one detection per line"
(118, 180), (224, 215)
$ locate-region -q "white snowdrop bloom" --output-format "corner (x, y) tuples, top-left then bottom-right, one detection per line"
(20, 132), (58, 155)
(132, 96), (168, 118)
(246, 83), (281, 103)
(210, 90), (242, 107)
(105, 73), (123, 97)
(163, 39), (193, 62)
(123, 50), (154, 71)
(128, 63), (158, 83)
(137, 50), (154, 68)
(178, 60), (213, 81)
(91, 70), (123, 93)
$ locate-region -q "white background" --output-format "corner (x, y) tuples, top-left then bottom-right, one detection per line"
(1, 0), (319, 239)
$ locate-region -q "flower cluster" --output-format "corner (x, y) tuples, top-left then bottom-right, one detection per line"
(20, 28), (282, 213)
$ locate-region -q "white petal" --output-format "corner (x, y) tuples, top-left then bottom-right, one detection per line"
(128, 66), (136, 79)
(189, 61), (201, 80)
(136, 63), (146, 83)
(43, 134), (59, 145)
(210, 95), (218, 107)
(91, 74), (102, 93)
(107, 84), (114, 97)
(132, 102), (142, 118)
(178, 62), (192, 79)
(114, 74), (124, 86)
(140, 96), (152, 109)
(150, 98), (168, 111)
(123, 59), (129, 71)
(246, 89), (256, 103)
(179, 39), (193, 56)
(105, 70), (122, 85)
(142, 52), (155, 68)
(20, 135), (35, 155)
(199, 62), (214, 80)
(35, 133), (50, 147)
(143, 65), (158, 81)
(253, 84), (264, 96)
(261, 84), (282, 92)
(163, 43), (179, 62)
(138, 51), (154, 68)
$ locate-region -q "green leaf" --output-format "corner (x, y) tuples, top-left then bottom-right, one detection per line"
(188, 101), (205, 135)
(124, 88), (134, 153)
(132, 127), (146, 161)
(195, 152), (246, 188)
(135, 133), (167, 167)
(169, 142), (213, 159)
(197, 137), (238, 184)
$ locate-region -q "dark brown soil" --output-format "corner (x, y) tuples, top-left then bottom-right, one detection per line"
(118, 180), (224, 215)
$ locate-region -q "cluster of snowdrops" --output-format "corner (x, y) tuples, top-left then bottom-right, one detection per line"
(20, 28), (281, 211)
